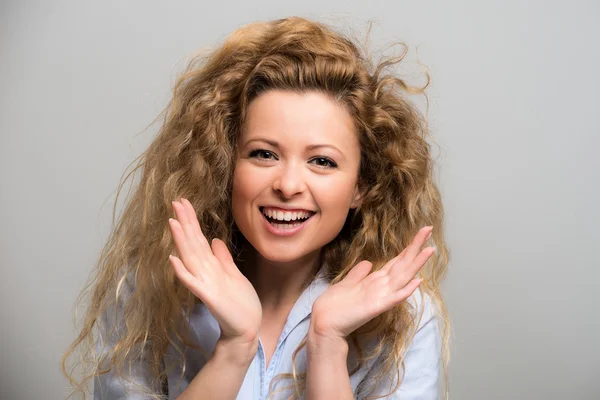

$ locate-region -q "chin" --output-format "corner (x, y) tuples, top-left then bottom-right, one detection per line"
(254, 242), (314, 264)
(251, 233), (331, 265)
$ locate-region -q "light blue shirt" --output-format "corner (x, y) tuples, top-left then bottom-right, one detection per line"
(94, 266), (442, 399)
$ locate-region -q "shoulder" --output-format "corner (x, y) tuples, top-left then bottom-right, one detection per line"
(406, 287), (439, 335)
(397, 287), (443, 398)
(358, 288), (443, 399)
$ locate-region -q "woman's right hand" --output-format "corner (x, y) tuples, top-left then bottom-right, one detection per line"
(168, 198), (262, 347)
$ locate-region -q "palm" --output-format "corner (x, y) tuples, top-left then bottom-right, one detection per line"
(312, 271), (398, 337)
(197, 262), (262, 341)
(311, 226), (435, 340)
(168, 199), (262, 343)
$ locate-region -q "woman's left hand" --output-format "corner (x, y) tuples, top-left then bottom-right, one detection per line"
(309, 226), (435, 342)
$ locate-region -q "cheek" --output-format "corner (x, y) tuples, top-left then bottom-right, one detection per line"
(312, 179), (358, 234)
(231, 168), (250, 222)
(232, 165), (255, 201)
(315, 178), (357, 209)
(231, 164), (266, 223)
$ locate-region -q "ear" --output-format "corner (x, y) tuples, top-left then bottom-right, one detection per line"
(350, 181), (365, 209)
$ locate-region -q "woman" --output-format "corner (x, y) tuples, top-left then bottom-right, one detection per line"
(62, 16), (450, 400)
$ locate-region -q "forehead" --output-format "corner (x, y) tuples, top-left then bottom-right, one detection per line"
(241, 90), (358, 149)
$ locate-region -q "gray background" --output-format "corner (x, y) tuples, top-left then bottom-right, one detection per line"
(1, 1), (599, 399)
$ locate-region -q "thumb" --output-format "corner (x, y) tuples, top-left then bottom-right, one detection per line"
(343, 260), (373, 286)
(210, 238), (237, 274)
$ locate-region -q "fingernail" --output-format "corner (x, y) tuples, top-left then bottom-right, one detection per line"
(425, 229), (433, 242)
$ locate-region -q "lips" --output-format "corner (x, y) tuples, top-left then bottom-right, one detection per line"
(259, 206), (316, 236)
(259, 205), (316, 214)
(259, 206), (316, 219)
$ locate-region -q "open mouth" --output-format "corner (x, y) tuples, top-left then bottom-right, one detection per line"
(259, 207), (316, 230)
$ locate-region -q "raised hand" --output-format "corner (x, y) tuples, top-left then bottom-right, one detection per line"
(310, 226), (435, 341)
(168, 198), (262, 346)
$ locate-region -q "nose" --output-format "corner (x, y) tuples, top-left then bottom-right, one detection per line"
(272, 160), (307, 198)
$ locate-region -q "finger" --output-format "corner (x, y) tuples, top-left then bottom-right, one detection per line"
(171, 200), (198, 248)
(342, 261), (373, 286)
(381, 227), (431, 274)
(169, 254), (206, 299)
(179, 198), (206, 241)
(168, 217), (202, 275)
(402, 226), (433, 265)
(391, 278), (422, 304)
(381, 248), (407, 274)
(174, 199), (212, 256)
(390, 246), (435, 289)
(182, 198), (213, 253)
(211, 238), (237, 275)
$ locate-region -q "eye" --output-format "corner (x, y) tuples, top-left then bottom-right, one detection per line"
(248, 148), (337, 169)
(249, 149), (276, 160)
(310, 157), (338, 169)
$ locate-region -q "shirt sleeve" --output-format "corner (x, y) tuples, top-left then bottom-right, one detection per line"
(357, 288), (442, 399)
(93, 273), (161, 400)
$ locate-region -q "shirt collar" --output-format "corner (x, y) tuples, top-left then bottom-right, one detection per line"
(278, 263), (331, 341)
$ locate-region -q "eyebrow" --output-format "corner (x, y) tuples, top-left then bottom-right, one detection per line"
(243, 138), (345, 158)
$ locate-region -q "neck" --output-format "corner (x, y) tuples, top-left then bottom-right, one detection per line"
(246, 248), (323, 314)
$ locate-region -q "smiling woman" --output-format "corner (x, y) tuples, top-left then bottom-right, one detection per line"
(62, 16), (450, 400)
(232, 90), (363, 267)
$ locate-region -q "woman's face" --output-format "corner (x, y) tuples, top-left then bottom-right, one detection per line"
(232, 89), (362, 264)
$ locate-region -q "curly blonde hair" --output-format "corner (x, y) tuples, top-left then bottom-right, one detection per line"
(62, 16), (451, 400)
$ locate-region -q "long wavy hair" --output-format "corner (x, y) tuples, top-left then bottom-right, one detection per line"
(62, 16), (451, 400)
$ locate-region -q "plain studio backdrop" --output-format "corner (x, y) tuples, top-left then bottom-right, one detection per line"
(1, 1), (598, 399)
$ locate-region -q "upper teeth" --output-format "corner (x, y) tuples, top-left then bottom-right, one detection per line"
(262, 207), (313, 221)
